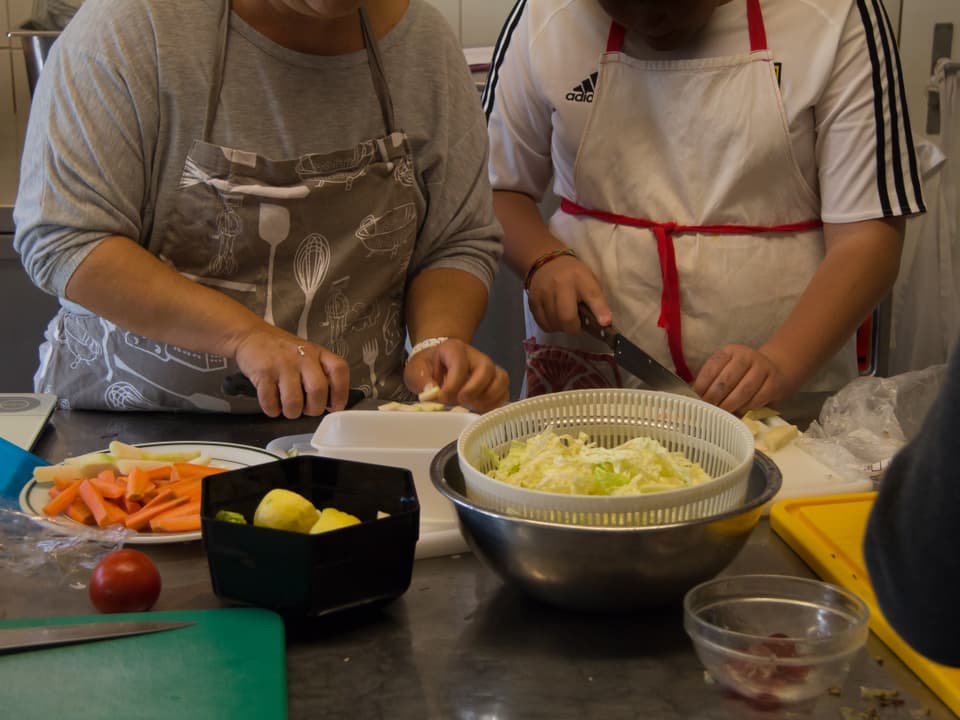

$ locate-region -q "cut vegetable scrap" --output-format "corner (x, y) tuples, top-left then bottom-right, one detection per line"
(418, 382), (441, 402)
(742, 407), (801, 454)
(377, 400), (470, 412)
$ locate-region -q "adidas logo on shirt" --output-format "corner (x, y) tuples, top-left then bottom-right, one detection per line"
(566, 71), (598, 103)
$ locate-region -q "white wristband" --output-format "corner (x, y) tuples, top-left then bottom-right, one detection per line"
(407, 336), (450, 363)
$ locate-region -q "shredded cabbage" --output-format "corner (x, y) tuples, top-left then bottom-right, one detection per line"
(486, 428), (710, 496)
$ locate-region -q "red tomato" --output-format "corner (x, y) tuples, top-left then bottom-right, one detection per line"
(89, 549), (162, 613)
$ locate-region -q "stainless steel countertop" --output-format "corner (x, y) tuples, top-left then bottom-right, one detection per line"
(1, 408), (953, 720)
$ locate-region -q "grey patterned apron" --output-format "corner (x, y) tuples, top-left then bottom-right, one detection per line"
(36, 3), (419, 411)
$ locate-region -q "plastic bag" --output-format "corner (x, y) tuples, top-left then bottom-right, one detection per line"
(798, 364), (947, 483)
(0, 502), (127, 590)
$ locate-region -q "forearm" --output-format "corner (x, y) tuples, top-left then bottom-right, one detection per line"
(405, 267), (489, 345)
(493, 190), (566, 279)
(760, 218), (904, 386)
(65, 236), (264, 358)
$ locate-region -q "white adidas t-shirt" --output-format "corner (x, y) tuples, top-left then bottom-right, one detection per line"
(484, 0), (925, 223)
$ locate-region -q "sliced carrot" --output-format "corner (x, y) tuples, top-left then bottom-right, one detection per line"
(124, 496), (190, 531)
(143, 465), (174, 482)
(42, 480), (81, 516)
(65, 497), (95, 525)
(155, 499), (200, 520)
(89, 476), (126, 500)
(47, 486), (61, 499)
(54, 476), (79, 490)
(141, 489), (176, 511)
(125, 467), (157, 502)
(96, 468), (118, 485)
(165, 478), (202, 501)
(100, 500), (129, 527)
(77, 479), (111, 527)
(149, 514), (201, 533)
(123, 496), (143, 514)
(170, 463), (227, 483)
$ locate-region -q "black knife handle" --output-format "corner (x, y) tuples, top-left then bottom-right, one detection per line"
(578, 303), (616, 346)
(221, 372), (365, 409)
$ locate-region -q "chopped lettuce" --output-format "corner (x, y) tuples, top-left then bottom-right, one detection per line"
(486, 428), (710, 496)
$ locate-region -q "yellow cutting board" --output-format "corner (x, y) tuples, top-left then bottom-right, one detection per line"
(770, 493), (960, 716)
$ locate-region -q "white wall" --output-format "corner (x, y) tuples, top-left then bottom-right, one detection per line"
(426, 0), (514, 47)
(1, 0), (33, 210)
(896, 0), (959, 142)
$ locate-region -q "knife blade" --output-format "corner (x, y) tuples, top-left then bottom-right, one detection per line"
(0, 620), (195, 654)
(578, 304), (700, 399)
(222, 373), (366, 409)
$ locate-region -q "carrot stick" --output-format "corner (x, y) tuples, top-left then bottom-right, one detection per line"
(54, 476), (79, 490)
(47, 486), (60, 499)
(170, 464), (227, 483)
(66, 497), (95, 525)
(143, 465), (174, 482)
(165, 477), (202, 500)
(123, 497), (143, 514)
(42, 480), (81, 516)
(96, 469), (118, 485)
(90, 476), (126, 500)
(140, 489), (176, 511)
(77, 479), (111, 527)
(125, 467), (157, 502)
(149, 514), (201, 533)
(154, 499), (200, 520)
(124, 496), (190, 531)
(101, 500), (129, 527)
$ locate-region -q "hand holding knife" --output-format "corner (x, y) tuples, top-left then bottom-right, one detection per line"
(577, 303), (700, 400)
(221, 373), (366, 409)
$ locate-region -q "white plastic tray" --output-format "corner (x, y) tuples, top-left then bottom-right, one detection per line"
(267, 410), (479, 559)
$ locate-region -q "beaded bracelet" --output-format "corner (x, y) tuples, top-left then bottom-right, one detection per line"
(406, 336), (450, 363)
(523, 248), (577, 290)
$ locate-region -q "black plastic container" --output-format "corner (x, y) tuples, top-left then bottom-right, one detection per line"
(201, 455), (419, 617)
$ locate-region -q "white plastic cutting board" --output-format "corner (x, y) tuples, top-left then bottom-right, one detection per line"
(759, 422), (873, 512)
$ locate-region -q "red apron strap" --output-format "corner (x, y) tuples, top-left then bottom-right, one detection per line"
(606, 22), (626, 52)
(652, 225), (695, 382)
(560, 198), (822, 383)
(746, 0), (768, 52)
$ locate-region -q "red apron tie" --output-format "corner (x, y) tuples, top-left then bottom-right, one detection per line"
(560, 198), (822, 383)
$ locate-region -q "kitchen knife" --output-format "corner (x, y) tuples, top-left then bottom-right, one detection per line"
(222, 373), (366, 409)
(0, 620), (195, 654)
(578, 304), (700, 399)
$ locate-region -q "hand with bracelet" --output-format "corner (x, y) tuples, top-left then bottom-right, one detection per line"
(523, 244), (614, 335)
(403, 336), (509, 412)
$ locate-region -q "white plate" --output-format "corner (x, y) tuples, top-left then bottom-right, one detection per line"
(18, 441), (281, 544)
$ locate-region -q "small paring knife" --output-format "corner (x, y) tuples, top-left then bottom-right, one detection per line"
(221, 373), (366, 408)
(0, 620), (195, 654)
(577, 304), (700, 400)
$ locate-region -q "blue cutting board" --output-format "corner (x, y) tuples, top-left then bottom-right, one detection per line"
(0, 608), (287, 719)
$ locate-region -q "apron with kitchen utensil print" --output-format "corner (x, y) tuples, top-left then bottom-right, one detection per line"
(523, 0), (858, 397)
(35, 3), (419, 411)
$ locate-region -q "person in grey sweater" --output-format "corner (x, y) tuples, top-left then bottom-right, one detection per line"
(863, 342), (960, 667)
(14, 0), (508, 417)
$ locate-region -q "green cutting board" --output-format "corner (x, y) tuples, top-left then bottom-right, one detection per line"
(0, 608), (287, 720)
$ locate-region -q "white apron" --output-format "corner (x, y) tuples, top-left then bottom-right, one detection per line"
(523, 0), (858, 397)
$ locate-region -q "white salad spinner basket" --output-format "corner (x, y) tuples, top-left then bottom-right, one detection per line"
(457, 389), (755, 526)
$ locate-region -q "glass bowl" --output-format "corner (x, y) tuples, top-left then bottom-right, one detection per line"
(683, 574), (870, 706)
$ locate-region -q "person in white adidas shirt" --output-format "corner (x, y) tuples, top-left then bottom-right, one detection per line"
(485, 0), (925, 412)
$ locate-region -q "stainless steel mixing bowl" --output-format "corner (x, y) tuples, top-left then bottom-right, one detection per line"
(430, 442), (782, 612)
